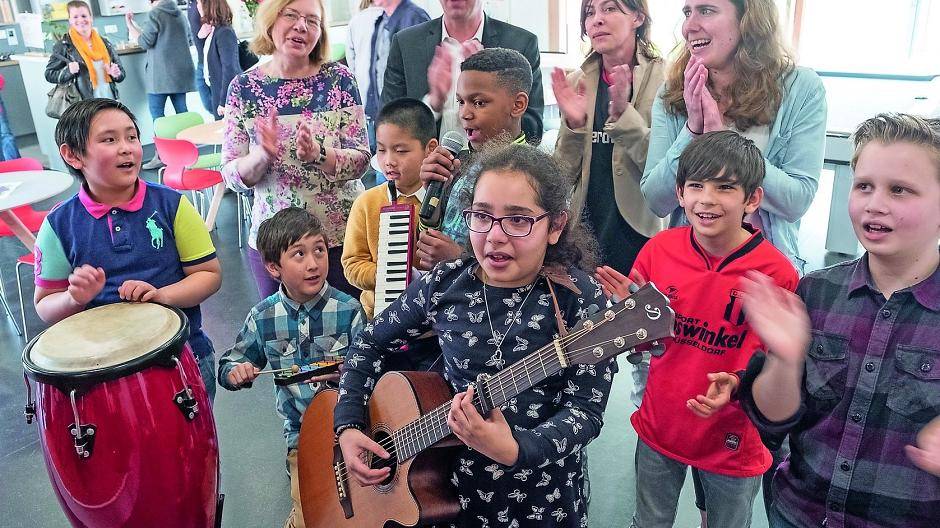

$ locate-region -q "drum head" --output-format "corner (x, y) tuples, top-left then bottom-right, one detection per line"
(24, 303), (189, 387)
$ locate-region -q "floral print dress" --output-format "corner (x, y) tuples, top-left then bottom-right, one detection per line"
(221, 62), (370, 248)
(334, 258), (618, 527)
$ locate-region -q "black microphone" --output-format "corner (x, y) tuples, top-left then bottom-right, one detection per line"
(419, 131), (466, 229)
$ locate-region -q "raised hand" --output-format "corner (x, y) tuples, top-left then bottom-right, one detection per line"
(337, 428), (392, 486)
(701, 80), (725, 133)
(67, 265), (106, 306)
(551, 67), (588, 130)
(684, 56), (706, 134)
(687, 372), (738, 418)
(427, 45), (456, 112)
(594, 266), (646, 302)
(459, 39), (483, 60)
(418, 145), (460, 187)
(906, 416), (940, 476)
(295, 119), (319, 163)
(255, 109), (280, 160)
(740, 271), (810, 368)
(607, 64), (634, 121)
(447, 385), (519, 466)
(107, 62), (121, 77)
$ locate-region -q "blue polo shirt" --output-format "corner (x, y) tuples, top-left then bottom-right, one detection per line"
(34, 179), (217, 358)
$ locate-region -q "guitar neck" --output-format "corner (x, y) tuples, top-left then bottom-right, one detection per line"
(394, 345), (564, 462)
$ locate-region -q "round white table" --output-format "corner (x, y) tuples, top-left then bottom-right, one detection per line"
(176, 120), (225, 146)
(0, 170), (74, 249)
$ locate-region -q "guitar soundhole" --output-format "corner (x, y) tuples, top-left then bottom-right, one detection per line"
(369, 430), (398, 487)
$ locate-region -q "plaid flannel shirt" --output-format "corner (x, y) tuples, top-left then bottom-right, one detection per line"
(218, 283), (365, 449)
(739, 254), (940, 527)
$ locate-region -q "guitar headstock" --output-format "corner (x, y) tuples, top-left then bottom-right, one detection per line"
(562, 283), (675, 366)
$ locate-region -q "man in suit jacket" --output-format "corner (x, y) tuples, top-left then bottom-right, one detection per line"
(381, 0), (544, 143)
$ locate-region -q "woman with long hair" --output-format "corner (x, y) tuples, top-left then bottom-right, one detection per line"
(641, 0), (826, 274)
(552, 0), (665, 277)
(196, 0), (242, 120)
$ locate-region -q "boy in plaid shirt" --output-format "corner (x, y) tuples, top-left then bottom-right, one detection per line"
(218, 207), (364, 528)
(699, 113), (940, 527)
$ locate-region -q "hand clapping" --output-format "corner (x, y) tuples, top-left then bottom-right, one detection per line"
(254, 109), (280, 160)
(551, 67), (588, 130)
(296, 119), (320, 163)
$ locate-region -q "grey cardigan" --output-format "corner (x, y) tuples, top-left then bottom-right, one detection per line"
(45, 33), (125, 100)
(137, 0), (195, 94)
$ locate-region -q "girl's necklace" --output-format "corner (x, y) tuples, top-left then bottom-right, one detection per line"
(482, 279), (537, 361)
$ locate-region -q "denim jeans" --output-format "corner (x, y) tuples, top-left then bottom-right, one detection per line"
(631, 439), (761, 528)
(194, 67), (212, 115)
(0, 95), (21, 161)
(148, 92), (189, 121)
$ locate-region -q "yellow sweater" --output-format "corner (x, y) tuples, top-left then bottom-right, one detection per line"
(341, 183), (422, 319)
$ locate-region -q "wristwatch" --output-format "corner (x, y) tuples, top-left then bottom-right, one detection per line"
(314, 140), (327, 165)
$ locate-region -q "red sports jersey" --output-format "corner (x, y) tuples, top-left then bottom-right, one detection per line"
(631, 226), (798, 477)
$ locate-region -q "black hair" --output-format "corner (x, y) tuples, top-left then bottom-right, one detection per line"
(469, 143), (598, 270)
(852, 112), (940, 178)
(460, 47), (533, 97)
(256, 207), (326, 264)
(676, 130), (765, 198)
(55, 98), (140, 180)
(375, 98), (437, 145)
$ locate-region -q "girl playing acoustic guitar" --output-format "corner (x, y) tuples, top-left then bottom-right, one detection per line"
(333, 143), (617, 527)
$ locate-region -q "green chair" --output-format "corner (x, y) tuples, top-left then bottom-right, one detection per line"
(153, 112), (222, 171)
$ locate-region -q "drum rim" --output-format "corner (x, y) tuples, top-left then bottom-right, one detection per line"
(22, 303), (190, 389)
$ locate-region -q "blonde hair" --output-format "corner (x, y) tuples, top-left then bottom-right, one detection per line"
(358, 0), (372, 10)
(662, 0), (794, 131)
(250, 0), (330, 65)
(852, 113), (940, 177)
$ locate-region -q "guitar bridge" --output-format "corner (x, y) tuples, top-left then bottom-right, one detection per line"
(333, 443), (354, 519)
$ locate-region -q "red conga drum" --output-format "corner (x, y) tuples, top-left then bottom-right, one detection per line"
(22, 303), (222, 528)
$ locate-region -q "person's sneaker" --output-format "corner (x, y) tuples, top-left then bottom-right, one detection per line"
(142, 156), (164, 170)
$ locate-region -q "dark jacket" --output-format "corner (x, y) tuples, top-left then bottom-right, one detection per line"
(187, 0), (205, 64)
(45, 33), (125, 100)
(364, 0), (429, 118)
(382, 15), (544, 142)
(137, 0), (195, 94)
(205, 25), (241, 114)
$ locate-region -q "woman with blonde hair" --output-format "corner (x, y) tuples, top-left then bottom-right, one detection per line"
(641, 0), (826, 274)
(221, 0), (370, 304)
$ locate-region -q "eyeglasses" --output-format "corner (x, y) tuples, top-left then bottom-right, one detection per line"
(462, 210), (551, 237)
(279, 9), (320, 28)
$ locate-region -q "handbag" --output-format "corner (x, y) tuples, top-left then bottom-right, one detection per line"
(45, 53), (82, 119)
(45, 81), (82, 119)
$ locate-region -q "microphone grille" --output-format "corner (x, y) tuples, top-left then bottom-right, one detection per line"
(440, 130), (467, 154)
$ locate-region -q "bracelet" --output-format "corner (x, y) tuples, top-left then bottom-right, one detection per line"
(314, 140), (327, 165)
(334, 423), (363, 441)
(686, 122), (703, 136)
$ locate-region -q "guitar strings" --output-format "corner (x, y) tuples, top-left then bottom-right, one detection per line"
(333, 298), (663, 480)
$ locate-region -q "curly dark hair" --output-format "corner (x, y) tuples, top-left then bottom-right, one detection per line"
(465, 142), (598, 271)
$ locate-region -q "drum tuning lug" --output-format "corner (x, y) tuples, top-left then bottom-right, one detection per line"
(68, 422), (97, 459)
(173, 388), (199, 421)
(24, 403), (35, 424)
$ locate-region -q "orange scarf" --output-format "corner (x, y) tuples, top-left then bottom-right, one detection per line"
(69, 27), (111, 88)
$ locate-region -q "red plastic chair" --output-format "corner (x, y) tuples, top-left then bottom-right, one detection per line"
(154, 137), (224, 219)
(0, 157), (47, 236)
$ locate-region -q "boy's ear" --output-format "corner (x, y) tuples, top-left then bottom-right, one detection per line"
(59, 144), (84, 171)
(744, 186), (764, 214)
(263, 260), (281, 280)
(676, 185), (686, 208)
(510, 91), (529, 119)
(424, 138), (439, 156)
(548, 211), (568, 245)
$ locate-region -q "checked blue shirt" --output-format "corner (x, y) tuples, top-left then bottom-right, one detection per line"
(218, 283), (365, 449)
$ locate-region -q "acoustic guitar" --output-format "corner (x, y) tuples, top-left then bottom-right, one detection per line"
(297, 283), (675, 528)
